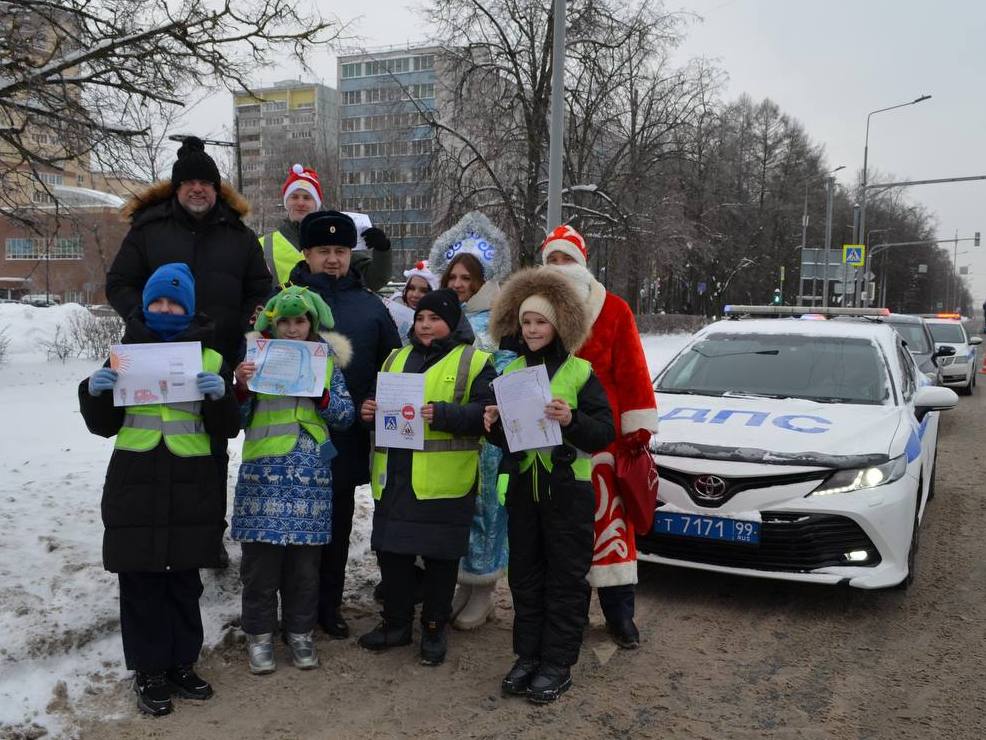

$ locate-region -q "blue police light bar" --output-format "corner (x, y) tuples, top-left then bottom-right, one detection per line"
(724, 305), (891, 318)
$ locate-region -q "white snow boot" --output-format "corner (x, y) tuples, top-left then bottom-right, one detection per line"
(450, 584), (472, 621)
(452, 583), (495, 630)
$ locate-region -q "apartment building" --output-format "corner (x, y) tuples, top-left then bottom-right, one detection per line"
(233, 80), (339, 234)
(337, 46), (441, 270)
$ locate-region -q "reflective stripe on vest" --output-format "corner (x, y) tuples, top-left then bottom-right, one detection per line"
(241, 356), (335, 461)
(504, 354), (593, 481)
(114, 348), (223, 457)
(259, 230), (304, 288)
(371, 343), (491, 501)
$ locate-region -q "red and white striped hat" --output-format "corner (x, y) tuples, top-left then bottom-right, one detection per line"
(540, 224), (588, 267)
(282, 163), (323, 209)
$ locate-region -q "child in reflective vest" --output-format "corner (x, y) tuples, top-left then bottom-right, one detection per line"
(231, 286), (354, 674)
(483, 267), (615, 704)
(357, 288), (497, 666)
(79, 263), (240, 717)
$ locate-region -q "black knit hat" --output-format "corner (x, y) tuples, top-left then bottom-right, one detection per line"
(415, 288), (462, 332)
(170, 137), (221, 188)
(300, 210), (358, 250)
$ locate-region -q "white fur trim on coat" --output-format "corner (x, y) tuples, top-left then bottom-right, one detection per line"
(621, 409), (660, 435)
(588, 561), (638, 588)
(458, 567), (503, 586)
(319, 330), (353, 369)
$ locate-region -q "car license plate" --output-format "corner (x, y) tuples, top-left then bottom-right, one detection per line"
(652, 512), (760, 544)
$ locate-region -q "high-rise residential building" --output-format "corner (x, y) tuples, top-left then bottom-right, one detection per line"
(337, 46), (441, 270)
(233, 80), (339, 234)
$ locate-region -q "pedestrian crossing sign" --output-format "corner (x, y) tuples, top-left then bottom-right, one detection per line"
(842, 244), (865, 266)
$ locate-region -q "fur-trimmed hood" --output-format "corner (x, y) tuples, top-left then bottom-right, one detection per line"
(489, 267), (590, 352)
(244, 330), (353, 369)
(120, 180), (251, 222)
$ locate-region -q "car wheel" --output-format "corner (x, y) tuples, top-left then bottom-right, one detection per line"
(892, 485), (921, 591)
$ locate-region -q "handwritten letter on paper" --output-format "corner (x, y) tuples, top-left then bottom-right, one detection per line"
(492, 364), (562, 453)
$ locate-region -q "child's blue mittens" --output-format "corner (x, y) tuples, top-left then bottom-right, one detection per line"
(88, 368), (119, 397)
(196, 372), (225, 401)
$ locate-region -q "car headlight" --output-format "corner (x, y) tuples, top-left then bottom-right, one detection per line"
(809, 455), (907, 496)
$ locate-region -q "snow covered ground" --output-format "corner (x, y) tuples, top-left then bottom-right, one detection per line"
(0, 302), (692, 735)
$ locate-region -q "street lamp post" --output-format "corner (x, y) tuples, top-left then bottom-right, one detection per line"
(168, 133), (242, 191)
(800, 165), (844, 306)
(857, 94), (931, 258)
(545, 0), (566, 230)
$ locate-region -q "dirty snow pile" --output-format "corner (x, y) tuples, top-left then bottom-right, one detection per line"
(0, 302), (691, 735)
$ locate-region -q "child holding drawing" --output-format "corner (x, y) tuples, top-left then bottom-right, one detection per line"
(78, 263), (240, 717)
(357, 288), (496, 666)
(484, 268), (614, 704)
(231, 286), (354, 674)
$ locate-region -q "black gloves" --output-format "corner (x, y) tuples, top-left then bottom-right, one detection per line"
(363, 227), (391, 252)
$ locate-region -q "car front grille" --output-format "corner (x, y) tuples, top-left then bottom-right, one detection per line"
(659, 467), (829, 508)
(638, 510), (881, 572)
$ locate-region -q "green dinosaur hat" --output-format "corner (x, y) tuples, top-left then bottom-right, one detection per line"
(255, 286), (334, 337)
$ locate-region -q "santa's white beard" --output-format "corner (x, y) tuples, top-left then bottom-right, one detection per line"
(544, 262), (596, 300)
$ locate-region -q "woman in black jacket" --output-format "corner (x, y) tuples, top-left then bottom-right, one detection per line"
(79, 263), (240, 717)
(286, 211), (402, 638)
(485, 267), (615, 704)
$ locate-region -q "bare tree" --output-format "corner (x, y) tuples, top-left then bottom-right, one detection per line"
(0, 0), (342, 224)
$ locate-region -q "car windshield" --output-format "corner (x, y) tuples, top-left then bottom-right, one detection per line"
(886, 321), (931, 353)
(927, 323), (966, 344)
(657, 332), (889, 405)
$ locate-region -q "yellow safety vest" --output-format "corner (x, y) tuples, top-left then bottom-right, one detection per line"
(503, 354), (594, 482)
(260, 230), (304, 288)
(242, 356), (335, 461)
(114, 348), (223, 457)
(371, 343), (491, 501)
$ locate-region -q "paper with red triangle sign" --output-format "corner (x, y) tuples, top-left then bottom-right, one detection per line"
(244, 337), (328, 397)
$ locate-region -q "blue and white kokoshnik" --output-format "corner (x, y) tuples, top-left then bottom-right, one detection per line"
(428, 211), (512, 283)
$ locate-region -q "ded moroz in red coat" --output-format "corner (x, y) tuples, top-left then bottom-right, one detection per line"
(575, 279), (659, 586)
(540, 223), (659, 588)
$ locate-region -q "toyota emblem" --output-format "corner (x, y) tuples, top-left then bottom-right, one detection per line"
(692, 474), (728, 501)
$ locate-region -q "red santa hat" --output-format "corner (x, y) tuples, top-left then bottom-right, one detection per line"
(540, 224), (588, 267)
(282, 163), (323, 209)
(403, 260), (440, 290)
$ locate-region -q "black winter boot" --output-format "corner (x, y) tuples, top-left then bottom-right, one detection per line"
(358, 620), (413, 652)
(528, 663), (572, 704)
(419, 621), (448, 666)
(606, 617), (640, 649)
(133, 672), (173, 716)
(320, 608), (350, 640)
(501, 657), (540, 696)
(165, 665), (214, 700)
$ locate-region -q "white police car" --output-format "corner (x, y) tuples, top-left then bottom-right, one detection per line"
(923, 314), (982, 395)
(639, 306), (958, 590)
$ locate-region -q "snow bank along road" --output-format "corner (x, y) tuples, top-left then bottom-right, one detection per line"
(4, 313), (986, 738)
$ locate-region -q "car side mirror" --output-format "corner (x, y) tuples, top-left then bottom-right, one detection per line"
(969, 336), (983, 346)
(913, 385), (958, 421)
(934, 345), (956, 357)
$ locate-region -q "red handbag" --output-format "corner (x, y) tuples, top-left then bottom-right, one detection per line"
(613, 429), (660, 536)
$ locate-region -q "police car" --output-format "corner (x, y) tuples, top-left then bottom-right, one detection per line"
(639, 306), (958, 590)
(923, 314), (982, 395)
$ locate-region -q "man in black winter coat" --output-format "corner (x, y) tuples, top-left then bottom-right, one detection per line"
(106, 137), (272, 367)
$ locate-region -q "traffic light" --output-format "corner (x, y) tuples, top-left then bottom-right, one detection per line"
(772, 288), (782, 305)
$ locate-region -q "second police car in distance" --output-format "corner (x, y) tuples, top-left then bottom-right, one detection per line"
(640, 306), (958, 590)
(922, 313), (981, 395)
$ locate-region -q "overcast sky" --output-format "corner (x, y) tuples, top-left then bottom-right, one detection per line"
(185, 0), (986, 302)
